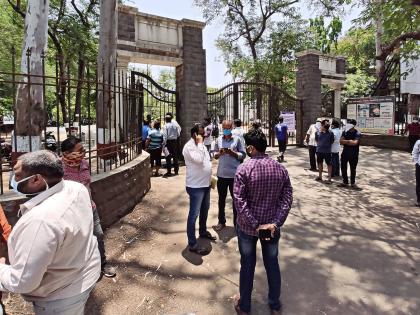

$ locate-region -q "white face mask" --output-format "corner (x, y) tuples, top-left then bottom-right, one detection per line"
(413, 120), (419, 124)
(345, 124), (355, 132)
(315, 122), (321, 130)
(11, 174), (49, 196)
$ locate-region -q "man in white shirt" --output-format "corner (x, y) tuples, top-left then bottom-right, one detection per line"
(412, 139), (420, 207)
(203, 117), (214, 154)
(331, 120), (341, 177)
(305, 119), (321, 171)
(232, 119), (245, 149)
(182, 123), (215, 255)
(0, 150), (100, 315)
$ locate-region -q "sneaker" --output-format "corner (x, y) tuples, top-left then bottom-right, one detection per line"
(102, 263), (116, 278)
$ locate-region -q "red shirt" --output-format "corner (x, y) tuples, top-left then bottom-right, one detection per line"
(63, 159), (95, 209)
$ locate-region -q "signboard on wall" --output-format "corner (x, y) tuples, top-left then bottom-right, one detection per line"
(347, 96), (395, 135)
(281, 112), (296, 131)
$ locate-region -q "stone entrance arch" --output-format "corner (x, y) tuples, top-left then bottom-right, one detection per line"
(117, 5), (207, 145)
(296, 50), (346, 138)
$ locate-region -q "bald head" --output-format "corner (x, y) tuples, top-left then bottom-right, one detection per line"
(222, 120), (233, 130)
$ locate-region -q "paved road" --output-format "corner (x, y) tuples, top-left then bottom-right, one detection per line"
(5, 146), (420, 314)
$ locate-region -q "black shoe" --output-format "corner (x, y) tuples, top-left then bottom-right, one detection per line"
(188, 245), (209, 255)
(163, 172), (173, 177)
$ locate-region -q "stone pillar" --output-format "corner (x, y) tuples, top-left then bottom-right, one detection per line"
(296, 52), (322, 143)
(176, 21), (207, 147)
(333, 89), (342, 119)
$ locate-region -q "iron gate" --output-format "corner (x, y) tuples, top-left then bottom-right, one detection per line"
(207, 82), (303, 146)
(131, 71), (179, 124)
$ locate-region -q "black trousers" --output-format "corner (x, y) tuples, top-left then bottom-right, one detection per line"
(341, 154), (358, 185)
(309, 145), (317, 170)
(165, 139), (179, 173)
(409, 135), (419, 151)
(416, 164), (420, 203)
(217, 177), (237, 225)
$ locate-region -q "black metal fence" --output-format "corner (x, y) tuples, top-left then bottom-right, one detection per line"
(0, 48), (147, 194)
(207, 82), (302, 146)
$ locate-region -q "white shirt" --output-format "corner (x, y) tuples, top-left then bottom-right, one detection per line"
(232, 127), (245, 148)
(203, 125), (213, 146)
(172, 120), (181, 136)
(0, 180), (101, 301)
(306, 124), (318, 146)
(331, 128), (342, 153)
(412, 140), (420, 165)
(182, 138), (212, 188)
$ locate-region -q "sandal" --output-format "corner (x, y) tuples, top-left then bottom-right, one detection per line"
(199, 231), (217, 241)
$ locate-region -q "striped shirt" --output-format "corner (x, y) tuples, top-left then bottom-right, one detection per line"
(234, 154), (293, 236)
(148, 129), (164, 149)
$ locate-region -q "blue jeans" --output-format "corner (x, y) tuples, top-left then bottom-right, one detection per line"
(237, 226), (282, 313)
(186, 186), (211, 247)
(32, 287), (93, 315)
(331, 152), (340, 177)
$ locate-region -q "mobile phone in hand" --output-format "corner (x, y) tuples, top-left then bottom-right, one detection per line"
(258, 229), (271, 239)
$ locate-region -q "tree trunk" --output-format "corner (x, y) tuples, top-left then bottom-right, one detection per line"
(14, 0), (50, 153)
(74, 57), (85, 124)
(374, 0), (387, 94)
(97, 0), (117, 140)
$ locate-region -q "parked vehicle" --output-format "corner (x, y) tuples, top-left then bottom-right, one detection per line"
(43, 131), (57, 152)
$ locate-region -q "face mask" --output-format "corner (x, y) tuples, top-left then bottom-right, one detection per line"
(223, 129), (232, 136)
(315, 122), (321, 129)
(11, 174), (49, 196)
(345, 124), (355, 132)
(62, 150), (85, 168)
(414, 120), (419, 124)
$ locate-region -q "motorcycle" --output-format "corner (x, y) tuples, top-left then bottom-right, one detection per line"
(44, 131), (57, 152)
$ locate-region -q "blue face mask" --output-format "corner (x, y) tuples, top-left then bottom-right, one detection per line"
(11, 174), (49, 196)
(223, 129), (232, 136)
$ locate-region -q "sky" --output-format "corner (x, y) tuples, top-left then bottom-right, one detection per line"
(129, 0), (361, 87)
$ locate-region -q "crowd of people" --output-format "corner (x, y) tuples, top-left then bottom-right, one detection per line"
(0, 112), (416, 315)
(305, 117), (362, 189)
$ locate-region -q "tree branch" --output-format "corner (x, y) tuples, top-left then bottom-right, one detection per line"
(71, 0), (89, 27)
(6, 0), (25, 18)
(377, 31), (420, 60)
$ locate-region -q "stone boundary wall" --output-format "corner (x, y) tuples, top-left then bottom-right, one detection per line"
(0, 152), (151, 229)
(360, 134), (410, 152)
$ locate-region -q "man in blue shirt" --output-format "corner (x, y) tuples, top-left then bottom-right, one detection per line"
(142, 120), (151, 149)
(274, 116), (288, 162)
(213, 120), (246, 231)
(315, 119), (334, 184)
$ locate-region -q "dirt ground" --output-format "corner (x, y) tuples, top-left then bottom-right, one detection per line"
(3, 146), (420, 315)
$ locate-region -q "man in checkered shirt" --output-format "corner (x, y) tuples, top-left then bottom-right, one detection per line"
(233, 129), (293, 315)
